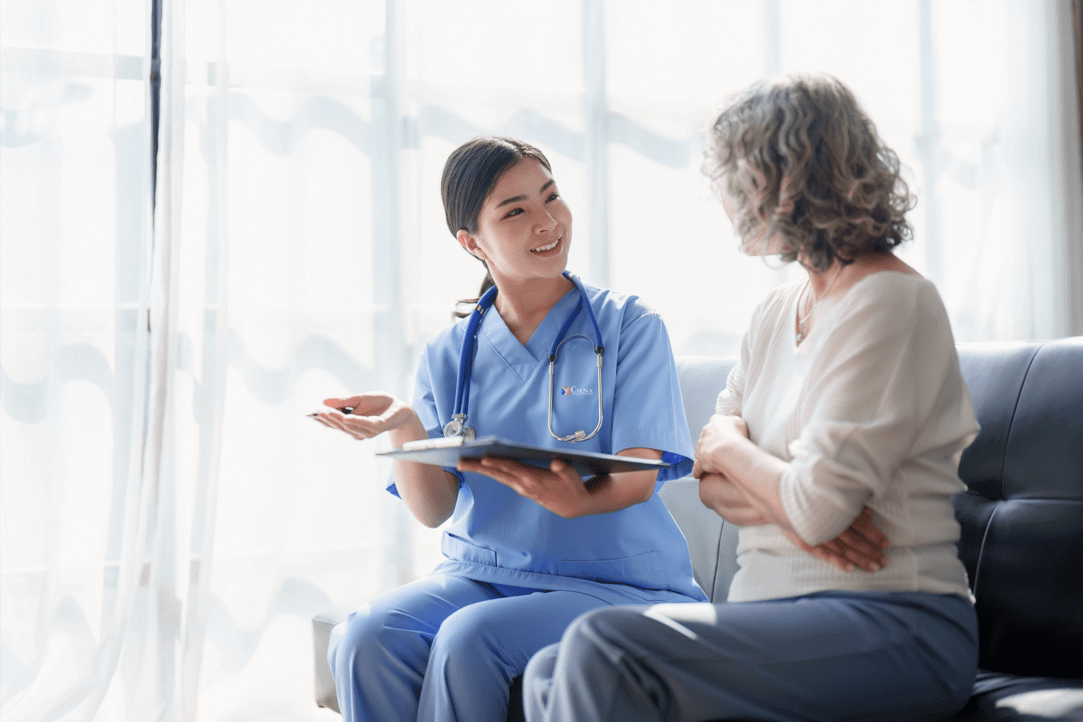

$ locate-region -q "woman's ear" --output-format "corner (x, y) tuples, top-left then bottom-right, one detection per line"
(457, 229), (489, 261)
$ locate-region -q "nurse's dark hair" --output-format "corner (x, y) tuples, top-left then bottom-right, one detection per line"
(703, 72), (915, 272)
(441, 136), (552, 317)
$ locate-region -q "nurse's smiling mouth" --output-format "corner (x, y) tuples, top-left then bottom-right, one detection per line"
(531, 236), (562, 255)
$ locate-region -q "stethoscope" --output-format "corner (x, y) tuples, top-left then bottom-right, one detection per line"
(442, 271), (605, 443)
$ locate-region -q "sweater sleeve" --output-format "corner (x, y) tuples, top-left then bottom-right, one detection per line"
(778, 277), (969, 545)
(715, 347), (748, 417)
(716, 294), (764, 417)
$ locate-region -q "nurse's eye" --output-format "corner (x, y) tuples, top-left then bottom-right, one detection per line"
(503, 207), (524, 219)
(545, 191), (560, 202)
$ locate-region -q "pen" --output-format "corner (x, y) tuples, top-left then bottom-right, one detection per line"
(307, 406), (354, 418)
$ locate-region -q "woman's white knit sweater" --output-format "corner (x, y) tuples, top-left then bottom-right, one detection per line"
(717, 272), (979, 603)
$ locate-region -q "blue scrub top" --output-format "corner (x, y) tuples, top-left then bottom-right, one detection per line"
(389, 282), (707, 605)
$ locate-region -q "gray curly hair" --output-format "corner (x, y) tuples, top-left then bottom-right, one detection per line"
(703, 72), (916, 272)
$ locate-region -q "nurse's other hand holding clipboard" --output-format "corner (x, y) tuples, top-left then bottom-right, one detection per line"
(457, 456), (590, 519)
(312, 393), (416, 441)
(459, 447), (662, 520)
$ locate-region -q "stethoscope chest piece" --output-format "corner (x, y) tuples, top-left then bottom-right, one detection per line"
(443, 414), (475, 440)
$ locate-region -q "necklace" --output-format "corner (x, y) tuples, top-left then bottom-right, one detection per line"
(795, 263), (843, 345)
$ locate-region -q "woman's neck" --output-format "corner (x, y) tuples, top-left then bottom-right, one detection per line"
(492, 274), (575, 346)
(806, 260), (843, 298)
(803, 252), (918, 292)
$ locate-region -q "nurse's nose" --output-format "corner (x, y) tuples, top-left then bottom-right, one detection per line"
(535, 210), (558, 233)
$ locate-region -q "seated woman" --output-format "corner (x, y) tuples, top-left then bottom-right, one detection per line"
(314, 136), (708, 722)
(523, 73), (980, 722)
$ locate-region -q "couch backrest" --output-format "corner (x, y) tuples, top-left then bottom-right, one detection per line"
(660, 357), (738, 602)
(665, 338), (1082, 678)
(954, 338), (1082, 678)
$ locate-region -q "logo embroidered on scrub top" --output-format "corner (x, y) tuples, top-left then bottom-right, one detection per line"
(561, 386), (594, 396)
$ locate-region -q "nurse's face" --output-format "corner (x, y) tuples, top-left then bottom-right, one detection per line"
(458, 158), (572, 284)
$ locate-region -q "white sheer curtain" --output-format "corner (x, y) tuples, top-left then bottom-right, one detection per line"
(1, 0), (156, 718)
(2, 1), (1081, 720)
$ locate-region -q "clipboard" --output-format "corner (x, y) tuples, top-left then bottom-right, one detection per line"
(378, 435), (670, 478)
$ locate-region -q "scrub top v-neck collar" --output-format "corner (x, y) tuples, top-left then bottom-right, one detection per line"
(479, 285), (584, 372)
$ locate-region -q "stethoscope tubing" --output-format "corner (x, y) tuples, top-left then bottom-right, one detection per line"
(445, 271), (604, 443)
(546, 332), (604, 442)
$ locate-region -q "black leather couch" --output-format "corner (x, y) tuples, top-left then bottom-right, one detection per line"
(313, 337), (1083, 720)
(949, 338), (1082, 720)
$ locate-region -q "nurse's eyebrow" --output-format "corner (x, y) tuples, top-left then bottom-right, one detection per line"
(495, 179), (556, 209)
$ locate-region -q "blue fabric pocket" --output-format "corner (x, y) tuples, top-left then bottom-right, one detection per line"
(556, 551), (667, 588)
(441, 532), (498, 566)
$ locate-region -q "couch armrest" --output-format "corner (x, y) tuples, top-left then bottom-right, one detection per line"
(314, 602), (370, 713)
(658, 477), (738, 603)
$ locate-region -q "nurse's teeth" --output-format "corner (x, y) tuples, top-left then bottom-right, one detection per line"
(532, 239), (559, 252)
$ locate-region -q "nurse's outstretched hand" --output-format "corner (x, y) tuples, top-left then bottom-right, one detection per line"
(457, 457), (590, 519)
(313, 393), (415, 441)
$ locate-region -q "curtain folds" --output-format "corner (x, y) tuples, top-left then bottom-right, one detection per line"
(1, 1), (1081, 720)
(0, 0), (154, 718)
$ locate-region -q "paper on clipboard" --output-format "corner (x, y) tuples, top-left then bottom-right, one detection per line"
(378, 435), (670, 479)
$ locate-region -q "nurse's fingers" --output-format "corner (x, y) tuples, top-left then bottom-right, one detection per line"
(323, 396), (363, 411)
(323, 393), (399, 418)
(318, 411), (378, 440)
(548, 459), (582, 484)
(456, 457), (530, 492)
(459, 457), (582, 500)
(309, 415), (337, 430)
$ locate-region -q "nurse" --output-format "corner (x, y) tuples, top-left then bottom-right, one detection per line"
(314, 136), (706, 722)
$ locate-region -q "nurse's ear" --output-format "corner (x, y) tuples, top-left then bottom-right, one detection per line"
(457, 229), (490, 261)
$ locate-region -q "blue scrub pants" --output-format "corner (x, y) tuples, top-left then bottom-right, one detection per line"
(523, 591), (978, 722)
(327, 573), (610, 722)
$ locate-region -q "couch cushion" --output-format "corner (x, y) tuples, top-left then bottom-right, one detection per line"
(953, 671), (1083, 721)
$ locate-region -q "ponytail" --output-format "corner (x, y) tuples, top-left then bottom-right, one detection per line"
(453, 268), (495, 319)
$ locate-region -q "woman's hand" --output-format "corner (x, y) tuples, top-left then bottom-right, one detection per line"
(692, 414), (750, 478)
(699, 472), (888, 572)
(698, 472), (769, 526)
(457, 457), (591, 519)
(313, 393), (416, 441)
(783, 508), (889, 572)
